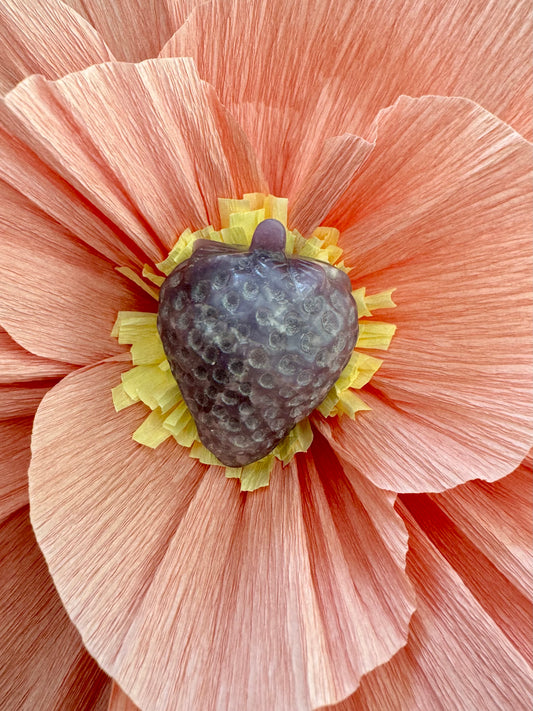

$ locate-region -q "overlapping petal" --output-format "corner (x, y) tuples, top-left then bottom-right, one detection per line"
(430, 452), (533, 600)
(325, 500), (532, 711)
(1, 58), (264, 260)
(0, 317), (109, 706)
(0, 180), (150, 364)
(0, 417), (32, 521)
(0, 109), (152, 270)
(402, 488), (532, 666)
(64, 0), (199, 62)
(163, 0), (532, 194)
(289, 135), (374, 236)
(0, 0), (114, 94)
(0, 2), (529, 709)
(107, 683), (140, 711)
(29, 360), (414, 710)
(0, 507), (111, 709)
(317, 95), (532, 492)
(0, 326), (75, 382)
(0, 327), (67, 422)
(0, 58), (265, 363)
(0, 383), (58, 420)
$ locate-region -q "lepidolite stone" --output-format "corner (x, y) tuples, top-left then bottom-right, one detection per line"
(157, 220), (358, 467)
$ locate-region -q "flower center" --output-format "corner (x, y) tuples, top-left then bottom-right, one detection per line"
(157, 219), (358, 468)
(111, 194), (397, 490)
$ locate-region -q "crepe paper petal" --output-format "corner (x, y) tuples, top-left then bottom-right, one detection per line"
(107, 682), (140, 711)
(295, 436), (415, 705)
(0, 106), (161, 271)
(0, 326), (75, 383)
(29, 359), (414, 711)
(320, 383), (530, 495)
(289, 135), (374, 235)
(0, 0), (114, 95)
(0, 417), (32, 523)
(328, 95), (532, 274)
(0, 507), (111, 710)
(107, 459), (411, 709)
(64, 0), (199, 63)
(163, 0), (532, 197)
(2, 58), (265, 261)
(429, 452), (533, 600)
(402, 491), (533, 666)
(29, 359), (205, 677)
(0, 183), (152, 365)
(0, 334), (58, 521)
(320, 96), (533, 492)
(0, 383), (54, 420)
(326, 501), (532, 711)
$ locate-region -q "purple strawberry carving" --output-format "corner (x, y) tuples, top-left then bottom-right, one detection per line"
(157, 220), (358, 467)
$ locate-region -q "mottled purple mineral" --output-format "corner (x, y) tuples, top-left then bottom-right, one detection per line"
(158, 220), (358, 466)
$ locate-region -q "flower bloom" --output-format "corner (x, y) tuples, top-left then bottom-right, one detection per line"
(0, 1), (532, 710)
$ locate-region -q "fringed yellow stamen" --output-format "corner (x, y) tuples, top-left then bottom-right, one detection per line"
(229, 209), (266, 241)
(112, 194), (396, 491)
(219, 197), (253, 227)
(264, 195), (288, 224)
(336, 390), (372, 418)
(240, 455), (275, 491)
(111, 383), (137, 412)
(116, 266), (160, 300)
(133, 408), (172, 448)
(273, 419), (313, 464)
(357, 321), (397, 350)
(163, 403), (198, 447)
(352, 287), (397, 317)
(190, 441), (223, 465)
(142, 265), (165, 286)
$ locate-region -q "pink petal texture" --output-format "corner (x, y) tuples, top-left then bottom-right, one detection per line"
(0, 57), (264, 363)
(0, 108), (154, 270)
(0, 507), (111, 710)
(0, 384), (57, 420)
(29, 361), (414, 711)
(163, 0), (532, 194)
(0, 327), (74, 522)
(289, 135), (374, 236)
(65, 0), (200, 62)
(107, 683), (140, 711)
(0, 326), (75, 383)
(1, 58), (265, 261)
(402, 490), (532, 666)
(0, 418), (32, 523)
(0, 0), (114, 95)
(319, 96), (532, 493)
(430, 452), (533, 601)
(325, 501), (533, 711)
(0, 181), (151, 365)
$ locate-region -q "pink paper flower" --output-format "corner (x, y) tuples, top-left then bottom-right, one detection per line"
(0, 1), (531, 709)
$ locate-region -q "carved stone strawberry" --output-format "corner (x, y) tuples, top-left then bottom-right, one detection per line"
(158, 219), (358, 467)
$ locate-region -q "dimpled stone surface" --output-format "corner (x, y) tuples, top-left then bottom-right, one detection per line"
(157, 224), (358, 467)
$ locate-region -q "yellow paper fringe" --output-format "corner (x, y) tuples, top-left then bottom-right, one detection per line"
(111, 194), (396, 490)
(357, 321), (397, 350)
(133, 408), (172, 448)
(116, 267), (160, 300)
